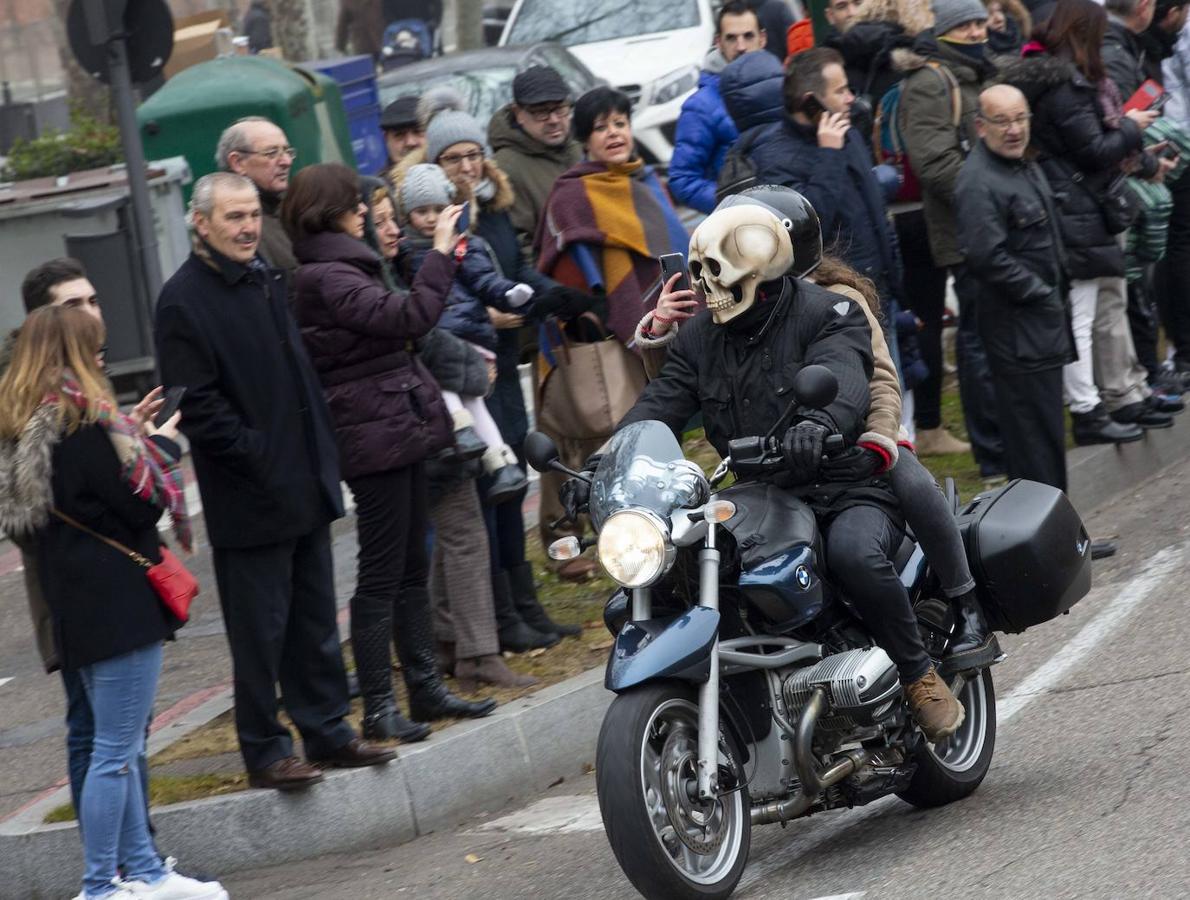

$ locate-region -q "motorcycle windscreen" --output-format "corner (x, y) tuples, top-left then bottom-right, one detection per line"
(589, 421), (705, 530)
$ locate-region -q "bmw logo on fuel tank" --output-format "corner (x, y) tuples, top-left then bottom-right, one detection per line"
(795, 565), (811, 589)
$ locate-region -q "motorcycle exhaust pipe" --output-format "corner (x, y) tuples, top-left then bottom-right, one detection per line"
(751, 687), (871, 826)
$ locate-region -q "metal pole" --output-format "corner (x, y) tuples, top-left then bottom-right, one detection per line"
(106, 34), (163, 308)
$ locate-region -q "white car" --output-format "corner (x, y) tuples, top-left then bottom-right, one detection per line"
(499, 0), (718, 165)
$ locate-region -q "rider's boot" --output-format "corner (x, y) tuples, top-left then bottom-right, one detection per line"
(905, 666), (965, 742)
(944, 589), (1001, 671)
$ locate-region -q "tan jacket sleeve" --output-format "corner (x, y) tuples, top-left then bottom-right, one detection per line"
(824, 284), (902, 464)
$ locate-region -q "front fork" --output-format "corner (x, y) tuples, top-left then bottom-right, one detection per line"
(629, 521), (723, 801)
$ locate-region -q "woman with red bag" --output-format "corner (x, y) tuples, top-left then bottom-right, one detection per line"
(0, 307), (226, 900)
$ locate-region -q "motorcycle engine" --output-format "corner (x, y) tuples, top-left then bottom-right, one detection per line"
(782, 647), (901, 731)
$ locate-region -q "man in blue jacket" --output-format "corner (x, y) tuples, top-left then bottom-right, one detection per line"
(669, 0), (766, 213)
(747, 46), (902, 306)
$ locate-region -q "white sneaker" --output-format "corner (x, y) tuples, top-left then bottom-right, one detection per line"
(73, 887), (139, 900)
(117, 871), (229, 900)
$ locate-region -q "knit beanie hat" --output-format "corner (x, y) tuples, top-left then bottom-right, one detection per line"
(400, 163), (456, 214)
(931, 0), (988, 36)
(425, 110), (489, 165)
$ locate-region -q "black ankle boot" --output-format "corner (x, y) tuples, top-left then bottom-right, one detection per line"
(945, 590), (1000, 668)
(395, 596), (497, 722)
(353, 621), (429, 742)
(507, 562), (581, 637)
(493, 570), (560, 653)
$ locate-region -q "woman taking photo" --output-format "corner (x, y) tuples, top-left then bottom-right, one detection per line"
(0, 307), (225, 900)
(1003, 0), (1175, 445)
(284, 162), (495, 741)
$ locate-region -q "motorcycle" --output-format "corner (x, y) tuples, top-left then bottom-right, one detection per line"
(525, 365), (1092, 900)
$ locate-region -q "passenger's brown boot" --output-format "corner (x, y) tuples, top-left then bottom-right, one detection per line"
(455, 655), (539, 691)
(905, 666), (965, 742)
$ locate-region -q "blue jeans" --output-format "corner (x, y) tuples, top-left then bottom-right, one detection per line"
(78, 643), (167, 898)
(61, 669), (155, 853)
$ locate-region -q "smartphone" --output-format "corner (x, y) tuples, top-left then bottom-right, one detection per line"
(456, 200), (471, 233)
(1153, 91), (1171, 114)
(154, 386), (186, 428)
(800, 93), (826, 120)
(658, 252), (690, 293)
(1162, 142), (1181, 160)
(1124, 78), (1165, 113)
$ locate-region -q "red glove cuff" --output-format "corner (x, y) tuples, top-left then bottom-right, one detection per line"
(859, 440), (894, 475)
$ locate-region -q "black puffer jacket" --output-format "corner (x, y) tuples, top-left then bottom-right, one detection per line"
(956, 141), (1074, 375)
(1000, 54), (1145, 279)
(1102, 18), (1147, 98)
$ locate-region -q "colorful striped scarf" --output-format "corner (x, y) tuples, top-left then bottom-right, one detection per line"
(56, 375), (192, 552)
(536, 158), (690, 346)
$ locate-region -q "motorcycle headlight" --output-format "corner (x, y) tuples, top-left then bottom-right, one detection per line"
(649, 66), (699, 107)
(597, 510), (672, 588)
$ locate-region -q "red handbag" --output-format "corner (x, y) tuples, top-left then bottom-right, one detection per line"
(52, 509), (199, 623)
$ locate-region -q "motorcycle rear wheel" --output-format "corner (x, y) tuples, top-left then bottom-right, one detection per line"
(897, 666), (997, 808)
(596, 682), (751, 900)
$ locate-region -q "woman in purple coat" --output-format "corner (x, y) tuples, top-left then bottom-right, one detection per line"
(283, 163), (495, 741)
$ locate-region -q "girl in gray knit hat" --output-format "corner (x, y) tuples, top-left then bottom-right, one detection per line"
(398, 162), (534, 504)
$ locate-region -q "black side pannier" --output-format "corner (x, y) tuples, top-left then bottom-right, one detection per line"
(955, 479), (1092, 633)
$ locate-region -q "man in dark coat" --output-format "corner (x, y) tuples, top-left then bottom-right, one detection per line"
(615, 204), (965, 742)
(956, 86), (1075, 489)
(1104, 0), (1158, 99)
(155, 172), (395, 790)
(745, 47), (902, 302)
(240, 0), (273, 53)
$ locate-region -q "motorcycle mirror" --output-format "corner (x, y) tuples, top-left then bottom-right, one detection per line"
(524, 430), (561, 473)
(792, 365), (838, 410)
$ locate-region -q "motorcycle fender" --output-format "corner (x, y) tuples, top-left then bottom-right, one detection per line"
(604, 606), (720, 693)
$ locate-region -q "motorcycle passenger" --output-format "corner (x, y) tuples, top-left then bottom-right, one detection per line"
(615, 203), (965, 742)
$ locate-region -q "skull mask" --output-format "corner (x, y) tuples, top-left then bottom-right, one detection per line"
(688, 206), (795, 325)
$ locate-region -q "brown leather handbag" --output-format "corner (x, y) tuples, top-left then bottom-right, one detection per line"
(537, 314), (647, 442)
(52, 509), (198, 623)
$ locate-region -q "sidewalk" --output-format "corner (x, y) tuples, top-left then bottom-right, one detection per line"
(3, 414), (1187, 898)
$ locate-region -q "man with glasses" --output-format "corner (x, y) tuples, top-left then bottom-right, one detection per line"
(955, 85), (1073, 489)
(489, 65), (581, 245)
(669, 0), (765, 214)
(216, 116), (299, 273)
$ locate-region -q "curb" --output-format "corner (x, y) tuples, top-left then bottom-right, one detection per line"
(0, 668), (613, 899)
(3, 416), (1187, 898)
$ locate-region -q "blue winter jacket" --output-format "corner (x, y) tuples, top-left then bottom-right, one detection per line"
(748, 117), (900, 290)
(398, 232), (521, 351)
(668, 58), (738, 214)
(720, 50), (785, 133)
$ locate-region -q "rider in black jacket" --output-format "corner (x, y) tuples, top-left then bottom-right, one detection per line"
(616, 205), (964, 742)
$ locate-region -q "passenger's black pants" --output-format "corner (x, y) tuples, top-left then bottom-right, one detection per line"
(213, 525), (355, 772)
(991, 366), (1067, 493)
(824, 505), (932, 683)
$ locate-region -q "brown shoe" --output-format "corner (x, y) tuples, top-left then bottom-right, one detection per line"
(309, 737), (397, 769)
(248, 756), (325, 791)
(905, 666), (965, 742)
(455, 654), (540, 691)
(915, 427), (971, 457)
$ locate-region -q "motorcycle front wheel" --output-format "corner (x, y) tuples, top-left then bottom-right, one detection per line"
(596, 682), (751, 900)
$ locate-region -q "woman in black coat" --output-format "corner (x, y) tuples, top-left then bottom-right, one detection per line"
(285, 163), (495, 740)
(1001, 0), (1169, 443)
(0, 307), (226, 900)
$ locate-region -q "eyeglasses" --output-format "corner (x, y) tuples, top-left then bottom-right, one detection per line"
(241, 146), (298, 161)
(438, 149), (485, 168)
(525, 103), (572, 123)
(980, 114), (1031, 130)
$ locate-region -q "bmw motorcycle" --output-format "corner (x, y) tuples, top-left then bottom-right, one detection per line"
(525, 365), (1092, 900)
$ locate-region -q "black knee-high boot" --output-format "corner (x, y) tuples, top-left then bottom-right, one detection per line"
(352, 619), (431, 743)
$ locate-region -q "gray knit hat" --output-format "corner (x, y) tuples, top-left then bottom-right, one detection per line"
(400, 163), (456, 214)
(931, 0), (988, 36)
(425, 109), (489, 165)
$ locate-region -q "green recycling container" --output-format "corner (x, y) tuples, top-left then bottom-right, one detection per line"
(137, 56), (356, 203)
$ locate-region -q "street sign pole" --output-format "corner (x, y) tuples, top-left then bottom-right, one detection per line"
(106, 31), (164, 305)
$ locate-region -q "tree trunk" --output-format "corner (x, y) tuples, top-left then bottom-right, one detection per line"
(268, 0), (312, 61)
(455, 0), (483, 51)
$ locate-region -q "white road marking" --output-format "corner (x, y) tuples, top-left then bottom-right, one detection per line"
(474, 794), (604, 835)
(0, 678), (13, 688)
(808, 894), (867, 900)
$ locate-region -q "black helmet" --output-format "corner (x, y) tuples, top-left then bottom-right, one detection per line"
(714, 185), (823, 278)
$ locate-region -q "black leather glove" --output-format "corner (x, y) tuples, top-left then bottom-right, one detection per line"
(531, 286), (598, 322)
(820, 445), (884, 482)
(781, 421), (830, 482)
(558, 453), (602, 522)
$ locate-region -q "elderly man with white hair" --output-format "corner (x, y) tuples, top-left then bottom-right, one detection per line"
(154, 172), (397, 791)
(215, 116), (298, 272)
